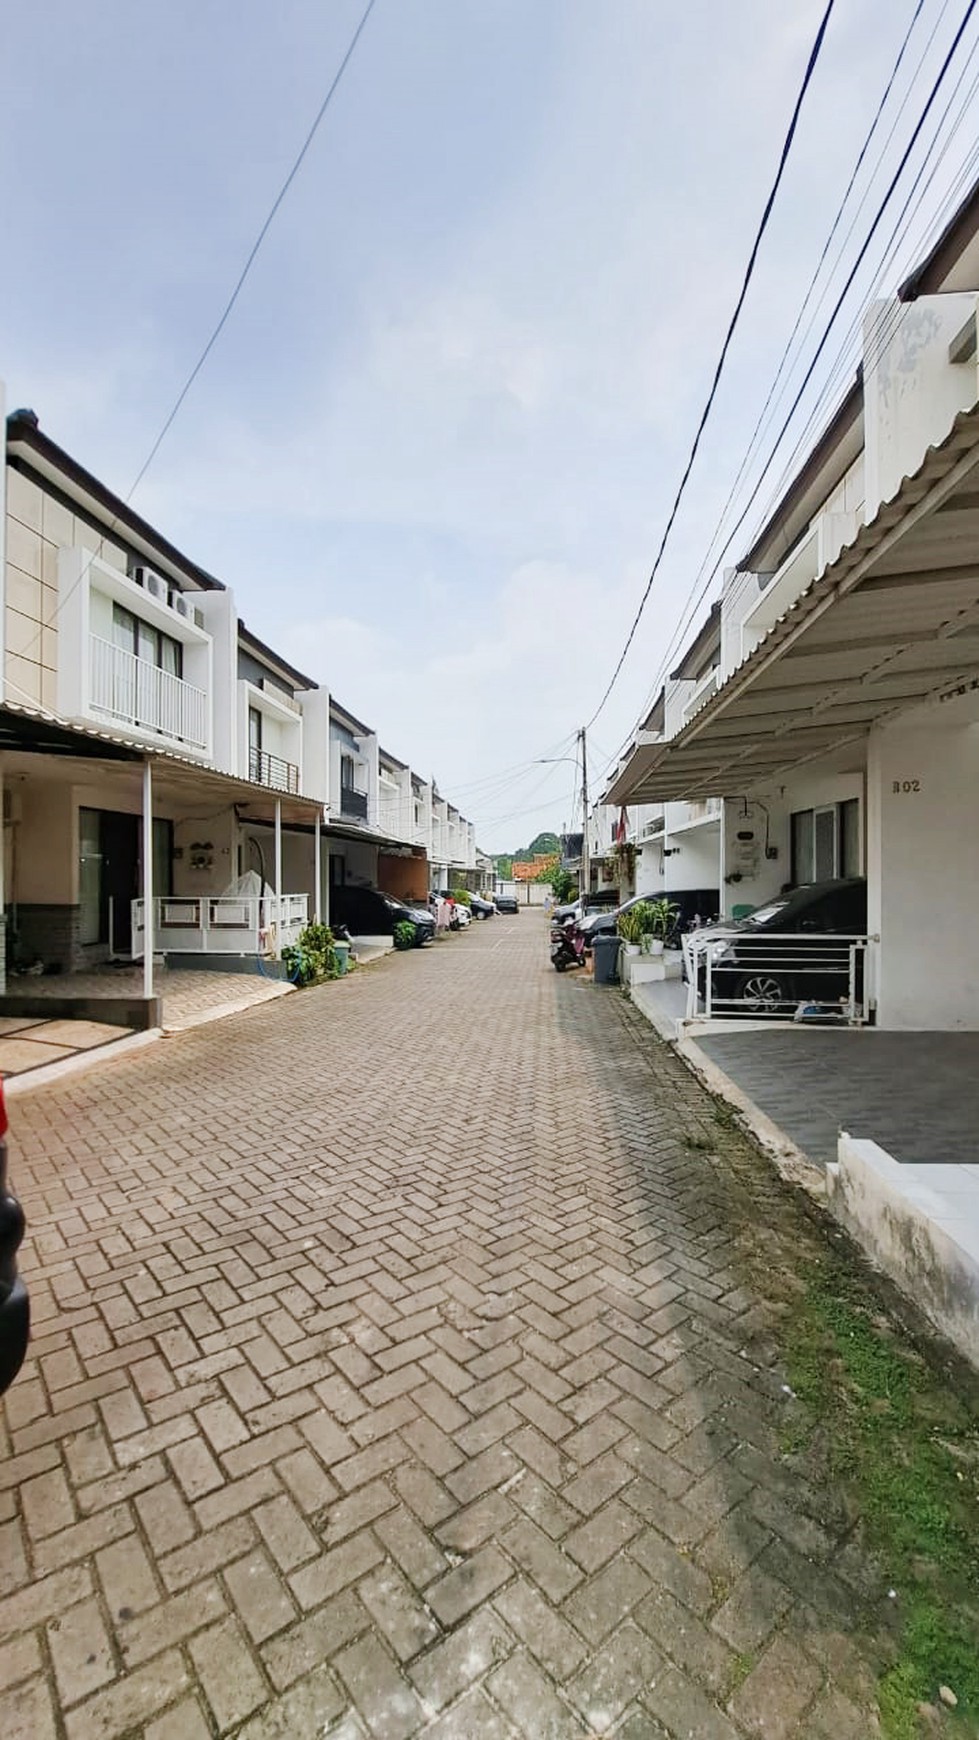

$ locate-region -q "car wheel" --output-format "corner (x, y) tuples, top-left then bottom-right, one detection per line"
(736, 972), (789, 1014)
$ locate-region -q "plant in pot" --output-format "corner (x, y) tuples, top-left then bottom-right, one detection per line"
(393, 921), (417, 951)
(617, 901), (655, 955)
(642, 897), (681, 955)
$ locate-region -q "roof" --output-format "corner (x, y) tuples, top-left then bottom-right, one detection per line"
(899, 176), (979, 301)
(330, 698), (372, 738)
(0, 699), (323, 821)
(237, 622), (317, 692)
(6, 411), (225, 594)
(606, 400), (979, 803)
(737, 377), (864, 574)
(669, 601), (721, 681)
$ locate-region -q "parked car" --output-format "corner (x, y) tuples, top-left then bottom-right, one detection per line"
(552, 891), (620, 928)
(697, 877), (868, 1015)
(0, 1081), (29, 1398)
(330, 886), (435, 946)
(578, 893), (652, 944)
(452, 903), (472, 929)
(494, 892), (520, 914)
(468, 895), (496, 919)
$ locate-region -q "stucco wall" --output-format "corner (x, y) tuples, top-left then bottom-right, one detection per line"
(868, 711), (979, 1028)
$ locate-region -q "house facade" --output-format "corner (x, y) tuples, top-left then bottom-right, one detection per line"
(604, 180), (979, 1030)
(0, 396), (478, 981)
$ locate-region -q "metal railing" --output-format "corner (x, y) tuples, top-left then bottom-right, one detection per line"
(248, 745), (300, 793)
(682, 928), (870, 1023)
(91, 636), (208, 750)
(340, 784), (369, 820)
(131, 894), (308, 957)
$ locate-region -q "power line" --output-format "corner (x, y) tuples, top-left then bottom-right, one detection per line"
(625, 0), (979, 749)
(18, 0), (377, 669)
(585, 0), (837, 731)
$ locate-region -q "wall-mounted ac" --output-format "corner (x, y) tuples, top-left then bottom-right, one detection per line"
(133, 566), (168, 602)
(170, 593), (206, 630)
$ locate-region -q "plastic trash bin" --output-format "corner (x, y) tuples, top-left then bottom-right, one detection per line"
(592, 933), (620, 985)
(333, 941), (350, 976)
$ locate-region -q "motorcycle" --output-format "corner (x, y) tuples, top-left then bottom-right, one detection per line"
(550, 916), (586, 972)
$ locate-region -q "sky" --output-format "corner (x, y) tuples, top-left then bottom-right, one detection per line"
(3, 0), (978, 850)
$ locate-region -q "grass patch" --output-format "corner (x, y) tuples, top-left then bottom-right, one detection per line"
(783, 1259), (979, 1735)
(683, 1132), (713, 1152)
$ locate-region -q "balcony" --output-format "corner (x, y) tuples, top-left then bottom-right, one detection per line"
(249, 745), (300, 794)
(90, 636), (208, 751)
(340, 784), (369, 821)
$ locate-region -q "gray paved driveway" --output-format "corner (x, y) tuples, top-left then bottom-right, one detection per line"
(1, 917), (884, 1737)
(696, 1029), (979, 1167)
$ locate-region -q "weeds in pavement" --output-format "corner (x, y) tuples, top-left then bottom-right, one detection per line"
(784, 1260), (979, 1737)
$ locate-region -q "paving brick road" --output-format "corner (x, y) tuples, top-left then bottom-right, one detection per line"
(0, 916), (887, 1738)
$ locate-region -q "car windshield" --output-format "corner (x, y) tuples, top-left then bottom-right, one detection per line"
(740, 901), (789, 927)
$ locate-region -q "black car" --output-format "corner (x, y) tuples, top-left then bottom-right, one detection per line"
(1, 1081), (29, 1398)
(330, 886), (435, 946)
(700, 877), (867, 1016)
(468, 895), (496, 919)
(579, 889), (716, 947)
(494, 892), (520, 914)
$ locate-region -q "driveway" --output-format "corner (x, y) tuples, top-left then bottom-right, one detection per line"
(1, 917), (888, 1737)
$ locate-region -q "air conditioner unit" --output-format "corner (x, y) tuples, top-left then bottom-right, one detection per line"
(133, 566), (168, 602)
(192, 606), (205, 629)
(172, 593), (192, 620)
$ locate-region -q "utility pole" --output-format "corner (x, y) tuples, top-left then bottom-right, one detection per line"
(579, 726), (590, 897)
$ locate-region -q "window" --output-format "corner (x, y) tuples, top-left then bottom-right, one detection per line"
(790, 799), (861, 884)
(341, 754), (356, 790)
(248, 707), (262, 751)
(112, 604), (183, 678)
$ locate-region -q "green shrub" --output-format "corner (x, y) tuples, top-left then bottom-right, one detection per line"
(450, 888), (472, 906)
(393, 921), (417, 951)
(281, 921), (341, 986)
(617, 901), (656, 943)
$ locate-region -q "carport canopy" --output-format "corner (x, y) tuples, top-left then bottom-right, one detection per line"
(606, 403), (979, 803)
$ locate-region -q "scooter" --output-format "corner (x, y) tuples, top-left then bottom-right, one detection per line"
(550, 916), (586, 972)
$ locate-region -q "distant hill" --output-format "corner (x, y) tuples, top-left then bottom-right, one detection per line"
(493, 832), (560, 879)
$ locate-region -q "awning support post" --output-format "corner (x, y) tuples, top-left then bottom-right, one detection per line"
(142, 757), (154, 1000)
(274, 797), (282, 958)
(314, 809), (321, 925)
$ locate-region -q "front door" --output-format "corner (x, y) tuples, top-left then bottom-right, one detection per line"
(101, 811), (140, 953)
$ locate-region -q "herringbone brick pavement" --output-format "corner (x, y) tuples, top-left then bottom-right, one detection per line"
(0, 918), (884, 1737)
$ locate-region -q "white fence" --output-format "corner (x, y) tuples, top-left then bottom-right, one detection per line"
(132, 894), (308, 958)
(91, 636), (208, 751)
(682, 928), (870, 1023)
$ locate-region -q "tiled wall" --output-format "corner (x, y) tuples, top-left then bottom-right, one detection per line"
(4, 466), (126, 712)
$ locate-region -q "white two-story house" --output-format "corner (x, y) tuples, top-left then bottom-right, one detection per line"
(605, 177), (979, 1029)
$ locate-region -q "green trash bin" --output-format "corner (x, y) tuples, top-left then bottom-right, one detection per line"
(592, 933), (620, 985)
(333, 941), (350, 976)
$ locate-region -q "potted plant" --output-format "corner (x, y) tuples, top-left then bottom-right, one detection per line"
(617, 901), (655, 955)
(642, 897), (680, 955)
(393, 921), (416, 951)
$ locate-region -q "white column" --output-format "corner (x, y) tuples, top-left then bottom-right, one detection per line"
(274, 797), (282, 958)
(314, 809), (321, 925)
(142, 757), (154, 999)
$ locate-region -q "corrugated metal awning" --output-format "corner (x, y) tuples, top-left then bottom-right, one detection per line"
(606, 401), (979, 803)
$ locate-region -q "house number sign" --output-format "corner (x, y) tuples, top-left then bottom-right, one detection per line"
(891, 779), (920, 793)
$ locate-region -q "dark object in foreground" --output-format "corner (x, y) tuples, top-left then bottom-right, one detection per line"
(0, 1078), (29, 1396)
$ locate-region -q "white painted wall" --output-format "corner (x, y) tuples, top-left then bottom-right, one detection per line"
(300, 686), (330, 805)
(864, 292), (979, 521)
(868, 707), (979, 1028)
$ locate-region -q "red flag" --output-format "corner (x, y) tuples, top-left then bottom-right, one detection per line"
(614, 807), (629, 845)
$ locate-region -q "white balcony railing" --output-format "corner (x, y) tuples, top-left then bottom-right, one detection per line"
(132, 894), (307, 958)
(91, 636), (208, 751)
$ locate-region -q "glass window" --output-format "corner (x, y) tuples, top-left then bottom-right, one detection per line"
(840, 798), (861, 876)
(790, 809), (814, 884)
(113, 603), (136, 652)
(813, 807), (837, 881)
(248, 707), (262, 750)
(160, 637), (182, 679)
